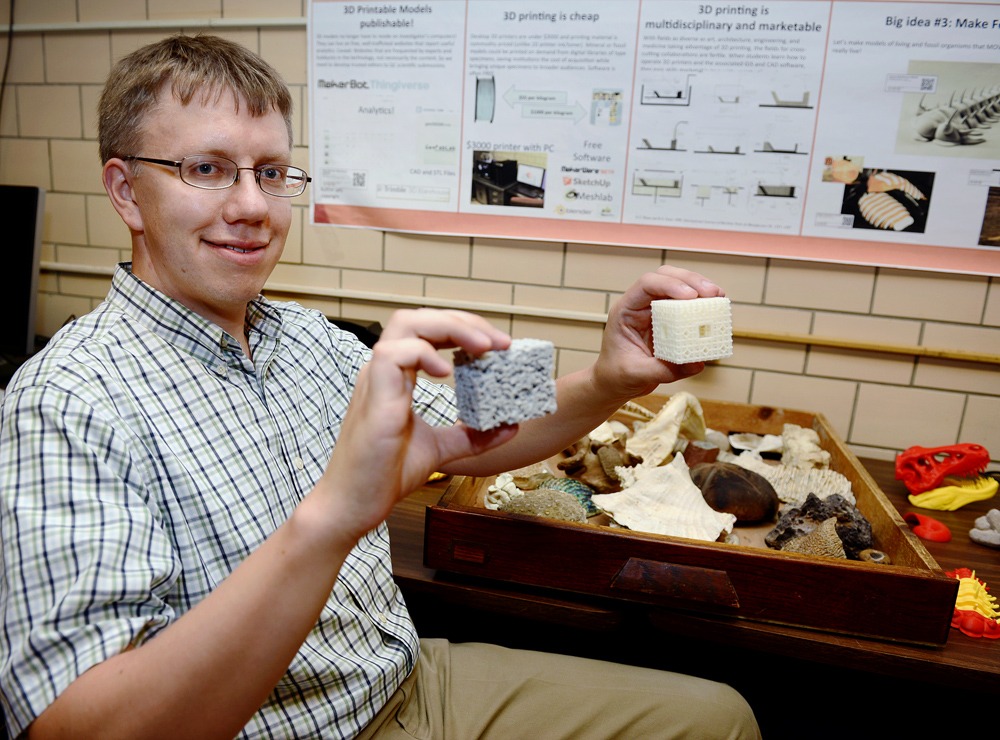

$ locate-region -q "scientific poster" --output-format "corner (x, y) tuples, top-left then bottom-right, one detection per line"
(309, 0), (1000, 275)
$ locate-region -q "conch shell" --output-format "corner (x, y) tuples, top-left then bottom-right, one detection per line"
(592, 455), (736, 542)
(626, 392), (706, 467)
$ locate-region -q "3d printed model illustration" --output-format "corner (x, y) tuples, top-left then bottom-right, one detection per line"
(756, 141), (807, 155)
(760, 90), (812, 108)
(912, 87), (1000, 145)
(755, 183), (796, 198)
(637, 121), (688, 151)
(841, 168), (933, 232)
(475, 74), (496, 123)
(650, 296), (733, 363)
(695, 144), (745, 155)
(641, 75), (693, 106)
(857, 192), (916, 231)
(631, 171), (683, 200)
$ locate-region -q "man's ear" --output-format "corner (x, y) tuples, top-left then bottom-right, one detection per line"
(103, 158), (144, 233)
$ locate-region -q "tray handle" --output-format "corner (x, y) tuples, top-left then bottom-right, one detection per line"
(610, 557), (740, 608)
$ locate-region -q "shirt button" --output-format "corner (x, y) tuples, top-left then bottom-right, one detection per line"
(293, 457), (305, 471)
(214, 364), (227, 378)
(377, 612), (388, 625)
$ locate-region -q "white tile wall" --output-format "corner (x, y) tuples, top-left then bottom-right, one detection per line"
(2, 7), (997, 466)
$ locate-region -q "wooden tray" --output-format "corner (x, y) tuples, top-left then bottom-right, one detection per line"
(424, 395), (959, 646)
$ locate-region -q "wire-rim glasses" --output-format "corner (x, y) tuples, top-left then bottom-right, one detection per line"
(123, 155), (311, 197)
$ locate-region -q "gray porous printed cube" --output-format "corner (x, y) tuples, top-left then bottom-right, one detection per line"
(453, 338), (558, 431)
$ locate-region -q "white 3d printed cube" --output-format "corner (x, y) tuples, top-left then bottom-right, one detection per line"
(651, 296), (733, 363)
(453, 338), (558, 431)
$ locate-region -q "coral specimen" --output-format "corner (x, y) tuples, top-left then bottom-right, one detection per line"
(690, 461), (779, 523)
(780, 424), (831, 470)
(765, 493), (873, 559)
(780, 517), (846, 559)
(484, 472), (524, 510)
(729, 451), (854, 506)
(558, 434), (640, 494)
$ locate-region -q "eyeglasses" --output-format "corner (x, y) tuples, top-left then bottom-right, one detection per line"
(123, 155), (311, 197)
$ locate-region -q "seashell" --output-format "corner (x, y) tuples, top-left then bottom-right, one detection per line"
(626, 392), (707, 468)
(728, 432), (783, 455)
(534, 475), (600, 517)
(507, 461), (558, 490)
(498, 488), (587, 523)
(594, 455), (736, 542)
(859, 548), (891, 565)
(589, 419), (631, 445)
(780, 517), (846, 559)
(690, 461), (780, 523)
(858, 192), (914, 231)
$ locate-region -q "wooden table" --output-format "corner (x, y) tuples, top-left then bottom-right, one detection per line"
(387, 458), (999, 735)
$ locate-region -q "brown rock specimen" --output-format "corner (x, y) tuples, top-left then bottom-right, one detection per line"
(765, 493), (874, 559)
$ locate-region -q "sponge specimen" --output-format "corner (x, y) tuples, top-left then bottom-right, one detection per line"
(453, 338), (557, 431)
(651, 296), (733, 363)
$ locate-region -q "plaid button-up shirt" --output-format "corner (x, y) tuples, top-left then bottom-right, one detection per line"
(1, 264), (455, 738)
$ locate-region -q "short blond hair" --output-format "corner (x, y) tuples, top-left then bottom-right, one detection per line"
(98, 34), (293, 163)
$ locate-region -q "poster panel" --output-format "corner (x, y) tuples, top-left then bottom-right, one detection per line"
(309, 0), (1000, 275)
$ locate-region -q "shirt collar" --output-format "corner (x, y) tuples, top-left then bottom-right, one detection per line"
(106, 262), (282, 367)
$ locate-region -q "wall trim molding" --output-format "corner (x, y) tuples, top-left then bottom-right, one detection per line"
(39, 262), (1000, 366)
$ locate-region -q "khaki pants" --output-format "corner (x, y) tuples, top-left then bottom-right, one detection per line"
(359, 639), (760, 739)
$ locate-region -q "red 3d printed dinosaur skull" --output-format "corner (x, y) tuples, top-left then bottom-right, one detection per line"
(895, 443), (990, 495)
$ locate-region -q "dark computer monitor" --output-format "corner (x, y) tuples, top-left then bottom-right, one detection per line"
(517, 163), (545, 189)
(0, 185), (43, 358)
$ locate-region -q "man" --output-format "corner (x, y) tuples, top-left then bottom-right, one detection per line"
(0, 35), (759, 739)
